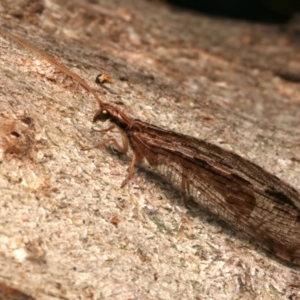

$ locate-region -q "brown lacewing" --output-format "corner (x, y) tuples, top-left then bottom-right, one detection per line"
(1, 28), (300, 266)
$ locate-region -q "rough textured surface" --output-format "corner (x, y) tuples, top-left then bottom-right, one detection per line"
(0, 0), (300, 299)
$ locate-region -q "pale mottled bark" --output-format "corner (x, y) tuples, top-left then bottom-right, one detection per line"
(0, 0), (300, 299)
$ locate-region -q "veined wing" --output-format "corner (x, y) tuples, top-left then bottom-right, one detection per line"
(128, 121), (300, 264)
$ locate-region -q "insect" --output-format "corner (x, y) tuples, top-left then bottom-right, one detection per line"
(90, 98), (300, 267)
(1, 28), (300, 267)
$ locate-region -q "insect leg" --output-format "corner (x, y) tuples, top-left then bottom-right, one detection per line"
(121, 154), (137, 188)
(82, 138), (128, 153)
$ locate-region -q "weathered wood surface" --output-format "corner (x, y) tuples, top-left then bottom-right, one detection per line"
(0, 0), (300, 299)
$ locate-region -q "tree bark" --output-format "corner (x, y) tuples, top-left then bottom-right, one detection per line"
(1, 0), (300, 299)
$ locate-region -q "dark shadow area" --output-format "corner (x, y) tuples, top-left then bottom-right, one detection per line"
(166, 0), (300, 23)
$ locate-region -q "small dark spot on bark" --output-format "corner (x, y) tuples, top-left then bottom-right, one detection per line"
(21, 117), (33, 125)
(119, 75), (129, 81)
(276, 72), (300, 83)
(10, 131), (21, 137)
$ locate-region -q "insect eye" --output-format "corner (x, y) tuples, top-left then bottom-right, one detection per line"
(93, 109), (110, 122)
